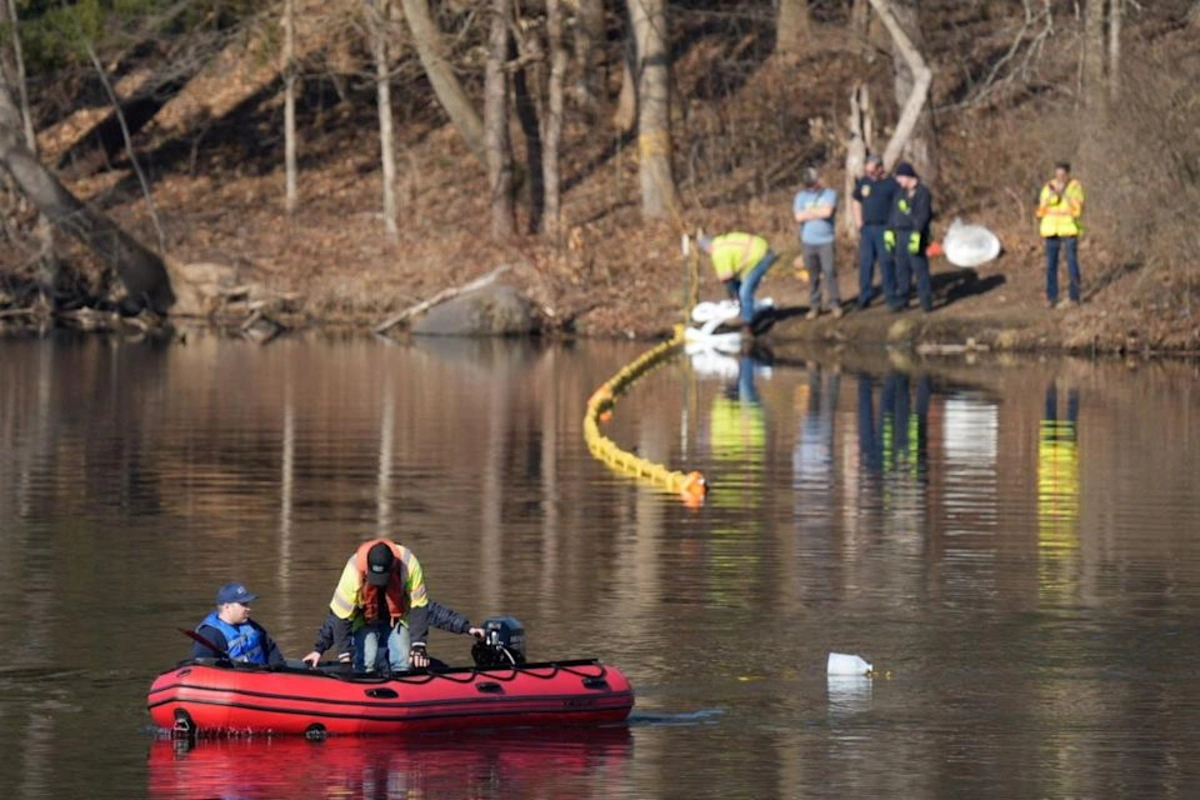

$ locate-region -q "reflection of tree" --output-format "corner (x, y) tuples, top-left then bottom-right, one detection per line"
(1038, 382), (1080, 602)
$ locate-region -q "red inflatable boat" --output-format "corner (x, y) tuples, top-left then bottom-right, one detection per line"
(147, 659), (634, 737)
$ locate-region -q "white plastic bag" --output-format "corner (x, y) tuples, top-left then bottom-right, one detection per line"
(942, 217), (1001, 268)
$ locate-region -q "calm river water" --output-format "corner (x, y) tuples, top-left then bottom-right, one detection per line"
(2, 332), (1200, 799)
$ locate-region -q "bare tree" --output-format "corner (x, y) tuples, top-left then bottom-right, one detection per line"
(282, 0), (298, 214)
(543, 0), (567, 240)
(844, 82), (874, 235)
(628, 0), (678, 219)
(485, 0), (514, 238)
(399, 0), (486, 166)
(511, 17), (544, 234)
(1108, 0), (1122, 104)
(369, 0), (399, 239)
(869, 0), (935, 180)
(3, 0), (56, 288)
(1083, 0), (1106, 109)
(84, 42), (166, 254)
(777, 0), (811, 59)
(568, 0), (605, 114)
(0, 74), (173, 312)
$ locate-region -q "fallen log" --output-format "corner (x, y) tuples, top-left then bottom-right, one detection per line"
(373, 264), (512, 335)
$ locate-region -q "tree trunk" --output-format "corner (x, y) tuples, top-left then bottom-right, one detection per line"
(613, 25), (637, 134)
(370, 0), (399, 239)
(0, 69), (173, 312)
(543, 0), (567, 240)
(282, 0), (298, 215)
(512, 33), (544, 234)
(871, 0), (935, 181)
(3, 0), (57, 288)
(399, 0), (486, 167)
(844, 82), (873, 235)
(569, 0), (605, 116)
(484, 0), (514, 238)
(851, 0), (873, 59)
(628, 0), (679, 219)
(776, 0), (811, 60)
(1108, 0), (1121, 105)
(1083, 0), (1106, 110)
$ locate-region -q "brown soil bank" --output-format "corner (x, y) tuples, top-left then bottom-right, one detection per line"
(7, 2), (1200, 354)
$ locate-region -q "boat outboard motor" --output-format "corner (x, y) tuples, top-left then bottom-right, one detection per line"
(472, 616), (527, 667)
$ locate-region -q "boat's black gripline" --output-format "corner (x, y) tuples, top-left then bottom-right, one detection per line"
(176, 657), (612, 686)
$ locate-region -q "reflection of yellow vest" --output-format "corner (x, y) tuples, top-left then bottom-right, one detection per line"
(1037, 419), (1080, 598)
(708, 396), (766, 607)
(710, 396), (766, 461)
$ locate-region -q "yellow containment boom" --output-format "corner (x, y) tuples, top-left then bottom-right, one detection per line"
(582, 326), (709, 505)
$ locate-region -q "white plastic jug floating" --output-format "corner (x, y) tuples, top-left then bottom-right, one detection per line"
(827, 652), (873, 676)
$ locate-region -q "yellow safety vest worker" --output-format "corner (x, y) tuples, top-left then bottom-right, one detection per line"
(710, 233), (770, 282)
(1036, 178), (1084, 238)
(329, 539), (429, 628)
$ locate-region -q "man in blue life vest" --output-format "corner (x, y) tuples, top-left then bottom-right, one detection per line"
(852, 154), (899, 310)
(191, 582), (285, 666)
(886, 161), (935, 313)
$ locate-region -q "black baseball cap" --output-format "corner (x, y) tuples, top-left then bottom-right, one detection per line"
(366, 542), (394, 586)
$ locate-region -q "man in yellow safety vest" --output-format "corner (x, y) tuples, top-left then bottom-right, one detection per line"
(1035, 161), (1085, 309)
(698, 232), (778, 338)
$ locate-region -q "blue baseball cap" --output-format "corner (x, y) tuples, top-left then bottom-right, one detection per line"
(216, 582), (258, 606)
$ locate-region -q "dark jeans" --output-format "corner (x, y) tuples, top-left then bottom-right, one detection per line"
(1044, 236), (1081, 303)
(727, 251), (778, 323)
(894, 243), (932, 312)
(857, 224), (895, 308)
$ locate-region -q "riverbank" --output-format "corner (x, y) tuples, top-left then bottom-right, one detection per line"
(5, 6), (1198, 354)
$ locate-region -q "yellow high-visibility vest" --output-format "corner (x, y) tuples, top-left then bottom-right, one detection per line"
(1036, 179), (1085, 238)
(710, 233), (769, 281)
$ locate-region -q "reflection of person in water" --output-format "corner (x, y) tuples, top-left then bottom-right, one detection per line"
(1038, 382), (1080, 596)
(857, 372), (931, 478)
(706, 353), (769, 606)
(793, 365), (840, 495)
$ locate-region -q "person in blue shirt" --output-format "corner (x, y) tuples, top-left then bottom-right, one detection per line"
(793, 166), (841, 320)
(191, 582), (285, 666)
(851, 155), (900, 310)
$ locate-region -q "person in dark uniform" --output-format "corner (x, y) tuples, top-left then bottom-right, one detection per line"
(886, 162), (934, 313)
(851, 155), (899, 310)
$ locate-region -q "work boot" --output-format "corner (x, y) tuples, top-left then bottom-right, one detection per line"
(1056, 299), (1077, 310)
(832, 306), (844, 320)
(805, 308), (820, 320)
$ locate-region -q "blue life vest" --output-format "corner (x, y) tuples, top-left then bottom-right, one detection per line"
(197, 612), (267, 664)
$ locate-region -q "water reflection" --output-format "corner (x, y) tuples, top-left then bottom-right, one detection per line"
(147, 728), (633, 800)
(5, 336), (1200, 797)
(1038, 381), (1081, 603)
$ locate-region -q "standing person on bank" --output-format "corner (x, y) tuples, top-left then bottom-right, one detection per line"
(793, 166), (842, 320)
(886, 162), (935, 313)
(852, 154), (899, 310)
(1035, 161), (1085, 309)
